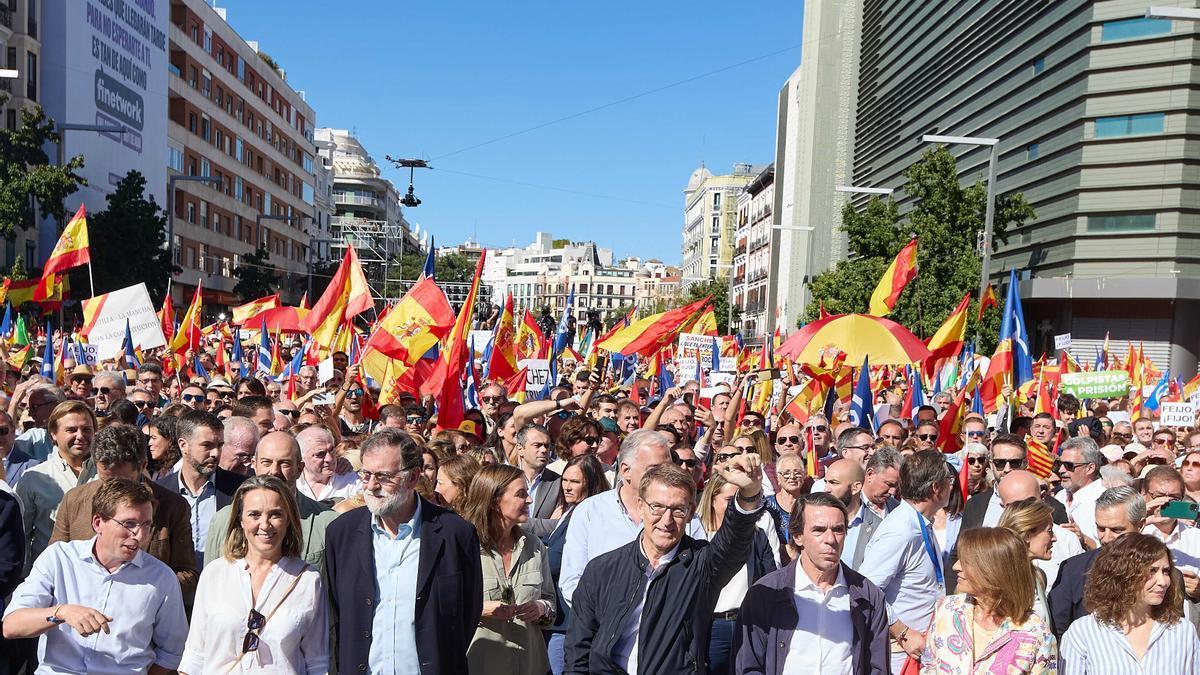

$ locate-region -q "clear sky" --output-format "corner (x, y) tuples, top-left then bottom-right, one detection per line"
(221, 1), (805, 263)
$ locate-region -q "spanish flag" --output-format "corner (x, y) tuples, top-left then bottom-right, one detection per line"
(595, 296), (710, 357)
(231, 294), (280, 326)
(516, 309), (545, 361)
(868, 237), (918, 317)
(35, 205), (91, 301)
(360, 276), (454, 384)
(924, 292), (970, 375)
(304, 248), (372, 353)
(487, 293), (519, 381)
(429, 251), (487, 430)
(977, 282), (998, 321)
(169, 285), (204, 354)
(937, 369), (980, 453)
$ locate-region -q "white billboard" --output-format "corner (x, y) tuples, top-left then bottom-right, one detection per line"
(40, 0), (170, 263)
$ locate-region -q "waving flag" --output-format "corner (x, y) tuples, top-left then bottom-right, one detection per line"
(1144, 371), (1172, 412)
(35, 205), (90, 301)
(0, 304), (11, 342)
(421, 236), (436, 280)
(231, 294), (280, 326)
(168, 285), (203, 354)
(848, 356), (874, 430)
(938, 370), (981, 453)
(925, 292), (970, 375)
(980, 270), (1032, 412)
(595, 297), (710, 357)
(360, 276), (455, 385)
(119, 319), (140, 369)
(229, 328), (249, 377)
(39, 324), (55, 380)
(869, 237), (918, 316)
(256, 319), (273, 375)
(488, 293), (519, 381)
(516, 309), (546, 361)
(977, 282), (998, 321)
(427, 251), (487, 429)
(900, 366), (926, 423)
(1026, 437), (1056, 478)
(304, 247), (372, 353)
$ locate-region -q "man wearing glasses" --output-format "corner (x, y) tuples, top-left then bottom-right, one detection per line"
(478, 382), (509, 436)
(1139, 465), (1200, 602)
(179, 385), (208, 412)
(127, 388), (158, 418)
(91, 372), (126, 417)
(65, 365), (93, 400)
(913, 421), (939, 452)
(1055, 437), (1107, 548)
(325, 428), (483, 674)
(959, 415), (990, 450)
(13, 383), (67, 461)
(965, 434), (1069, 530)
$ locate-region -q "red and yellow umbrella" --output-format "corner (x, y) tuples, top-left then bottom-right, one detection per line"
(777, 313), (932, 365)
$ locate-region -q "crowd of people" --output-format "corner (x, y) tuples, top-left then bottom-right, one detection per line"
(0, 343), (1199, 674)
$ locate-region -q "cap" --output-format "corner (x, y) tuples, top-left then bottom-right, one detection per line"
(599, 417), (620, 434)
(457, 420), (483, 442)
(1123, 442), (1147, 459)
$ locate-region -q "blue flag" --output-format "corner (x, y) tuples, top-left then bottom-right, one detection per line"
(849, 356), (873, 430)
(256, 319), (272, 375)
(39, 324), (55, 380)
(710, 337), (721, 373)
(909, 367), (926, 424)
(971, 384), (984, 416)
(121, 319), (141, 368)
(230, 328), (249, 377)
(1144, 372), (1172, 412)
(421, 236), (436, 280)
(999, 269), (1034, 387)
(0, 304), (11, 340)
(193, 357), (210, 381)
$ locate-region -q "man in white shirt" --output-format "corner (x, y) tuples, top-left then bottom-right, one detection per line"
(295, 425), (361, 505)
(3, 478), (189, 674)
(735, 492), (890, 673)
(1140, 465), (1200, 598)
(859, 449), (954, 672)
(1056, 437), (1107, 547)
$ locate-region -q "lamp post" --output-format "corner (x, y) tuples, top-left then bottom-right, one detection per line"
(166, 174), (222, 278)
(922, 134), (1000, 298)
(56, 123), (125, 168)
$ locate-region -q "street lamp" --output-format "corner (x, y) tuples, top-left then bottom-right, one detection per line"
(167, 174), (222, 275)
(1146, 6), (1200, 19)
(923, 133), (1000, 299)
(56, 123), (125, 167)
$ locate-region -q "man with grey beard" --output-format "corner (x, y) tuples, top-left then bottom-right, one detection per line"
(324, 428), (483, 674)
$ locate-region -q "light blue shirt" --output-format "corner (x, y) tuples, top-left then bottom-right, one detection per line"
(15, 427), (53, 463)
(368, 499), (423, 674)
(2, 446), (41, 488)
(560, 486), (707, 607)
(176, 472), (217, 568)
(1061, 614), (1200, 675)
(3, 537), (189, 674)
(841, 502), (867, 567)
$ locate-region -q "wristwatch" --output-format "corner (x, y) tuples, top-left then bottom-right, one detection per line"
(46, 605), (65, 625)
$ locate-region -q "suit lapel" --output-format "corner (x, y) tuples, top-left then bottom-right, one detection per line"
(355, 508), (377, 580)
(416, 504), (445, 594)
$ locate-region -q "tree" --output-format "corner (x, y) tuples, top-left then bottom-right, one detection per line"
(232, 245), (279, 302)
(395, 250), (478, 285)
(7, 255), (28, 281)
(805, 146), (1035, 352)
(69, 171), (177, 300)
(683, 277), (739, 336)
(0, 105), (86, 238)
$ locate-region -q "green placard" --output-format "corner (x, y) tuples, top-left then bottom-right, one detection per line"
(1059, 371), (1130, 399)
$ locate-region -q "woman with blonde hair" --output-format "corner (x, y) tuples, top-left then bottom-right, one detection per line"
(461, 464), (556, 674)
(921, 527), (1056, 674)
(998, 497), (1056, 625)
(180, 475), (327, 674)
(435, 453), (479, 512)
(1061, 533), (1198, 673)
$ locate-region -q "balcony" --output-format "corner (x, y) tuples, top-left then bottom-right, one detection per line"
(333, 192), (382, 208)
(0, 6), (11, 29)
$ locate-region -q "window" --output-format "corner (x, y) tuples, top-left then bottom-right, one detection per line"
(1087, 214), (1156, 232)
(186, 203), (195, 224)
(1101, 17), (1170, 42)
(712, 192), (722, 208)
(200, 115), (210, 142)
(1095, 113), (1165, 138)
(168, 145), (184, 172)
(1027, 143), (1039, 160)
(25, 52), (35, 100)
(1032, 57), (1045, 75)
(235, 176), (243, 201)
(200, 158), (210, 178)
(235, 138), (243, 162)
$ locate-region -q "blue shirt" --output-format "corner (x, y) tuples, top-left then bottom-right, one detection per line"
(368, 498), (423, 674)
(2, 446), (41, 488)
(841, 502), (867, 567)
(176, 472), (217, 568)
(14, 427), (53, 463)
(1061, 613), (1200, 675)
(559, 486), (707, 606)
(3, 538), (189, 674)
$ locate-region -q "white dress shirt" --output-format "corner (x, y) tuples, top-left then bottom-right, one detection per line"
(180, 555), (327, 674)
(1035, 523), (1084, 588)
(3, 538), (189, 674)
(858, 499), (944, 673)
(782, 567), (853, 674)
(176, 472), (218, 568)
(612, 541), (679, 674)
(981, 489), (1005, 527)
(296, 470), (362, 504)
(711, 511), (782, 613)
(1144, 520), (1200, 573)
(1057, 478), (1105, 543)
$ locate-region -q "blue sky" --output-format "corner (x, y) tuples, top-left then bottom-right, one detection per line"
(222, 1), (805, 263)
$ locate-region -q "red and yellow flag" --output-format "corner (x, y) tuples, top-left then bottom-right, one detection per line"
(1025, 437), (1055, 479)
(158, 289), (176, 344)
(304, 248), (372, 353)
(360, 277), (454, 384)
(516, 309), (545, 361)
(924, 292), (970, 376)
(596, 297), (710, 357)
(868, 237), (918, 316)
(35, 205), (90, 301)
(429, 251), (487, 430)
(488, 293), (519, 381)
(977, 283), (998, 321)
(169, 285), (203, 354)
(937, 370), (980, 454)
(231, 294), (280, 326)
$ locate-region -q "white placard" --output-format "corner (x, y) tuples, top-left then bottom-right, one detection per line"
(678, 333), (720, 362)
(519, 358), (551, 393)
(1054, 333), (1072, 351)
(718, 356), (737, 373)
(76, 344), (99, 366)
(80, 283), (167, 360)
(677, 357), (699, 383)
(1160, 402), (1196, 428)
(709, 373), (735, 387)
(318, 357), (335, 384)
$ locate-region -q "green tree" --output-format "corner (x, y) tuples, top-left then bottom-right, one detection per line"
(7, 255), (28, 280)
(805, 146), (1035, 351)
(232, 245), (279, 302)
(0, 106), (86, 238)
(395, 250), (477, 285)
(683, 277), (738, 335)
(69, 171), (177, 299)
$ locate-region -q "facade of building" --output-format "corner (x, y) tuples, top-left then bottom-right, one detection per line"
(769, 0), (863, 335)
(636, 267), (682, 314)
(733, 165), (774, 342)
(681, 164), (756, 289)
(846, 0), (1200, 373)
(167, 0), (319, 308)
(1, 0), (43, 269)
(315, 127), (417, 302)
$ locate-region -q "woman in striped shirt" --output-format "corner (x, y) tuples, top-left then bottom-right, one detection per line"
(1060, 533), (1200, 674)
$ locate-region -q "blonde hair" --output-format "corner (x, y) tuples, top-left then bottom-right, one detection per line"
(997, 497), (1054, 546)
(698, 471), (733, 533)
(222, 475), (303, 560)
(733, 427), (774, 463)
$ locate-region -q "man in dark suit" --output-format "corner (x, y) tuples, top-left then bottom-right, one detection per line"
(735, 491), (890, 674)
(154, 409), (245, 569)
(960, 434), (1069, 532)
(1048, 485), (1145, 640)
(517, 424), (562, 538)
(325, 428), (483, 675)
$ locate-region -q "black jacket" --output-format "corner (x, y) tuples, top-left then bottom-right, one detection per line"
(1047, 547), (1101, 641)
(154, 466), (246, 509)
(565, 500), (759, 675)
(324, 499), (483, 675)
(948, 489), (1069, 591)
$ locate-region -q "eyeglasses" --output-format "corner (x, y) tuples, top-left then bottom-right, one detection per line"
(806, 425), (829, 433)
(242, 609), (266, 652)
(580, 436), (599, 446)
(714, 451), (743, 463)
(1183, 460), (1200, 469)
(677, 458), (699, 469)
(1111, 433), (1132, 441)
(130, 400), (151, 410)
(776, 435), (801, 445)
(481, 396), (505, 404)
(1154, 438), (1177, 446)
(357, 468), (415, 485)
(406, 416), (426, 424)
(967, 456), (988, 466)
(92, 387), (114, 396)
(1055, 460), (1082, 471)
(966, 430), (987, 438)
(346, 389), (364, 398)
(644, 501), (690, 520)
(778, 469), (805, 478)
(992, 458), (1026, 470)
(105, 517), (153, 534)
(182, 394), (205, 403)
(1149, 491), (1184, 501)
(842, 444), (873, 453)
(917, 434), (938, 441)
(277, 409), (299, 418)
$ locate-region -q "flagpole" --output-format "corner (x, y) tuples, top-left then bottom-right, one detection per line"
(87, 261), (95, 298)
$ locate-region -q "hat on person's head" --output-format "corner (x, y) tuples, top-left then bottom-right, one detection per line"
(1099, 444), (1125, 464)
(206, 377), (232, 391)
(69, 364), (94, 380)
(599, 417), (620, 434)
(457, 420), (483, 442)
(1123, 442), (1147, 459)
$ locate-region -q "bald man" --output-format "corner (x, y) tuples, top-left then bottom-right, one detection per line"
(827, 458), (873, 569)
(202, 432), (339, 569)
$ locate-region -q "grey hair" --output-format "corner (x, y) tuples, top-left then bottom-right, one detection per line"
(964, 442), (989, 457)
(515, 423), (549, 447)
(866, 445), (904, 473)
(93, 371), (125, 389)
(360, 427), (422, 470)
(1095, 485), (1146, 526)
(836, 426), (873, 453)
(1099, 465), (1134, 487)
(223, 416), (260, 445)
(617, 429), (671, 469)
(296, 424), (336, 452)
(1062, 436), (1105, 474)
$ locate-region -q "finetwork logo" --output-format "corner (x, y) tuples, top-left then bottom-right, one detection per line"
(94, 70), (144, 130)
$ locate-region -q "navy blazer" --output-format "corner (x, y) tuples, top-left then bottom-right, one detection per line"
(1047, 547), (1101, 641)
(324, 499), (483, 675)
(153, 466), (245, 509)
(734, 561), (890, 675)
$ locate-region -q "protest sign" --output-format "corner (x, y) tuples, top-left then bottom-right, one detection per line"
(520, 359), (551, 393)
(80, 283), (167, 360)
(1059, 370), (1129, 399)
(1160, 402), (1196, 428)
